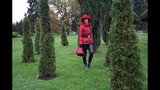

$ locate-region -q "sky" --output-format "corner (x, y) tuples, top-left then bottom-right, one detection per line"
(12, 0), (28, 23)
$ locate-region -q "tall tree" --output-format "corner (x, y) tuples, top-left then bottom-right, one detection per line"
(140, 0), (148, 33)
(77, 0), (101, 52)
(68, 0), (80, 33)
(107, 0), (143, 89)
(70, 16), (77, 33)
(133, 0), (146, 16)
(12, 23), (16, 32)
(38, 0), (56, 80)
(140, 9), (148, 33)
(133, 0), (146, 31)
(49, 0), (80, 31)
(49, 0), (71, 35)
(61, 21), (69, 46)
(34, 17), (40, 54)
(51, 12), (59, 34)
(101, 0), (112, 45)
(70, 14), (79, 33)
(14, 20), (23, 35)
(22, 16), (34, 62)
(27, 0), (39, 34)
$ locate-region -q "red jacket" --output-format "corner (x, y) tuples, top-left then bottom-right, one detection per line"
(79, 15), (93, 45)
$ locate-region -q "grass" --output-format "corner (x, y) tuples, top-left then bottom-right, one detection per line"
(12, 33), (147, 90)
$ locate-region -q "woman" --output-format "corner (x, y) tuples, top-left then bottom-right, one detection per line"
(79, 14), (94, 69)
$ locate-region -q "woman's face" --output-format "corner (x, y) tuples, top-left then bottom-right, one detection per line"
(84, 19), (88, 24)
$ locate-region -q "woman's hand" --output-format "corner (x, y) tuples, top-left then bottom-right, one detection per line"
(79, 44), (82, 48)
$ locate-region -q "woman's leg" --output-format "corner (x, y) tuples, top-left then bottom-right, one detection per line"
(82, 45), (87, 66)
(88, 44), (94, 68)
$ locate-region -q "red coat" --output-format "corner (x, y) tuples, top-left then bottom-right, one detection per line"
(79, 15), (93, 45)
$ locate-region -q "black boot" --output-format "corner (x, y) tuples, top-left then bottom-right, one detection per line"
(84, 63), (88, 68)
(87, 63), (91, 69)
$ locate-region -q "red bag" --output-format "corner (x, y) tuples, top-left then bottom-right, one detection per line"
(76, 47), (84, 56)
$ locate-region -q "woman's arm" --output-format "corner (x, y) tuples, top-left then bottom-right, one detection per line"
(79, 26), (83, 45)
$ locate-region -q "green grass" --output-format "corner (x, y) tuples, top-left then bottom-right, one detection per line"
(12, 33), (147, 90)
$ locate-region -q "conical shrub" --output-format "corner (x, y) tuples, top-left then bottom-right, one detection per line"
(38, 0), (56, 80)
(107, 0), (144, 89)
(22, 17), (34, 62)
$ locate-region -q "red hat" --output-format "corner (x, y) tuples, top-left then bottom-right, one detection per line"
(81, 15), (92, 24)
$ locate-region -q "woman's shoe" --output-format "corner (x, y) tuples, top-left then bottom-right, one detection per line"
(84, 64), (88, 69)
(87, 64), (91, 69)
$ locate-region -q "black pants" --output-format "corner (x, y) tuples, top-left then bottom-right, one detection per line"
(81, 44), (94, 66)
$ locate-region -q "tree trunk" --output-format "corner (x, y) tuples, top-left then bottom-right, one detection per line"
(101, 0), (112, 45)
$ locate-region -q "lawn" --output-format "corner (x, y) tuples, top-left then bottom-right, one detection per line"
(12, 33), (147, 90)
